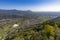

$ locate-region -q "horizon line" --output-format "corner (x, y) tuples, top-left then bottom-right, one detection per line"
(0, 9), (60, 12)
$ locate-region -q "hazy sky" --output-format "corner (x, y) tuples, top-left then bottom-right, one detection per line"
(0, 0), (60, 11)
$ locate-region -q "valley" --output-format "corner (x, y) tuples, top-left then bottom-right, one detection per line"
(0, 10), (59, 40)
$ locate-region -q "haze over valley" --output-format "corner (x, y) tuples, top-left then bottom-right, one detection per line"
(0, 0), (60, 40)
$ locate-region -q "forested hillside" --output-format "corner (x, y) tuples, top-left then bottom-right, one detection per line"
(0, 10), (59, 40)
(4, 17), (60, 40)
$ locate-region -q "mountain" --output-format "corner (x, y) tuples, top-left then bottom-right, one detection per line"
(5, 16), (60, 40)
(0, 9), (60, 40)
(0, 9), (60, 16)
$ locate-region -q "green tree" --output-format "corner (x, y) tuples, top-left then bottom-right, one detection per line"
(44, 24), (55, 40)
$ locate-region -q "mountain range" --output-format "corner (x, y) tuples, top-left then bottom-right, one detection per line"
(0, 9), (60, 16)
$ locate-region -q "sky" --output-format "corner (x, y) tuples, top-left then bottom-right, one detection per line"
(0, 0), (60, 12)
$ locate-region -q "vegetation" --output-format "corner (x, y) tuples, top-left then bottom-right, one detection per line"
(0, 10), (59, 40)
(0, 17), (58, 40)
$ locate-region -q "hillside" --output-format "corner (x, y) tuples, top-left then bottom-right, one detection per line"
(4, 17), (60, 40)
(0, 9), (59, 40)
